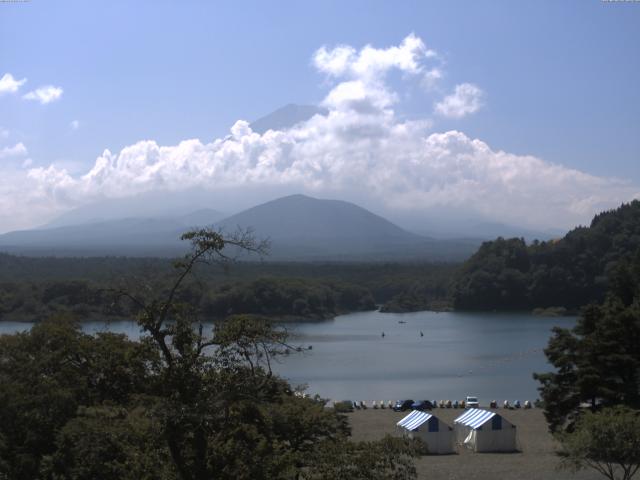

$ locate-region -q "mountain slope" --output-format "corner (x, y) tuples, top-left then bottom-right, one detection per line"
(219, 194), (418, 241)
(0, 194), (479, 260)
(249, 104), (326, 134)
(216, 194), (476, 260)
(0, 209), (224, 257)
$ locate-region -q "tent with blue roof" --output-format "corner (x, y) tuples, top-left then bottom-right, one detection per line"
(453, 408), (517, 452)
(396, 410), (454, 454)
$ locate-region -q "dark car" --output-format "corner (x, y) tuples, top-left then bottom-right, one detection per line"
(393, 399), (415, 412)
(411, 400), (434, 411)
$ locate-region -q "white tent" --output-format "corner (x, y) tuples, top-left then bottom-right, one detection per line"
(396, 410), (455, 454)
(453, 408), (517, 452)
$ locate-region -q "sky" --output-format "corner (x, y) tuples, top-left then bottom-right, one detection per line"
(1, 0), (639, 234)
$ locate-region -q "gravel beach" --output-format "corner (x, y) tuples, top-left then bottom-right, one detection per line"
(348, 407), (601, 480)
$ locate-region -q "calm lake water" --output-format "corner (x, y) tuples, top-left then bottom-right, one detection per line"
(0, 310), (575, 404)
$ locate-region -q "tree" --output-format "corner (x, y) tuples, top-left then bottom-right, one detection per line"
(0, 315), (154, 480)
(1, 228), (422, 479)
(557, 406), (640, 480)
(112, 228), (418, 479)
(534, 250), (640, 432)
(303, 436), (422, 480)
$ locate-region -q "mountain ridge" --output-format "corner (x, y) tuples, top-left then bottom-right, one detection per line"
(0, 194), (478, 261)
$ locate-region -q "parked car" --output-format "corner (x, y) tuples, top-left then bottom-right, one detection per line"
(411, 400), (434, 411)
(393, 399), (415, 412)
(466, 396), (479, 408)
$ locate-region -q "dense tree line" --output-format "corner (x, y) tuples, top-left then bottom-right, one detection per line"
(534, 248), (640, 433)
(0, 256), (456, 321)
(0, 277), (375, 323)
(202, 278), (375, 320)
(0, 229), (421, 480)
(452, 200), (640, 311)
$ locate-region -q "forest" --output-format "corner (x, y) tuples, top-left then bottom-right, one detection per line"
(2, 201), (640, 322)
(0, 230), (422, 480)
(0, 254), (456, 322)
(451, 200), (640, 311)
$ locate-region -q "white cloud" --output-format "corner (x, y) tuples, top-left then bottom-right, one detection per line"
(0, 73), (26, 95)
(70, 120), (80, 130)
(0, 35), (636, 234)
(23, 85), (63, 104)
(0, 142), (28, 159)
(422, 68), (443, 91)
(435, 83), (484, 118)
(314, 33), (438, 114)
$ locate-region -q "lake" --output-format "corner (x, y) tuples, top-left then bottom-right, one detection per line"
(0, 310), (574, 404)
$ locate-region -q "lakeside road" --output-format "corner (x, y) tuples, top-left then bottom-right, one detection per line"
(348, 408), (601, 480)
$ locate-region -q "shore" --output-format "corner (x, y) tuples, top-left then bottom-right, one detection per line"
(348, 408), (601, 480)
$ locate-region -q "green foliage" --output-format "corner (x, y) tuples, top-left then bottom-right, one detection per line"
(42, 405), (171, 480)
(0, 228), (420, 479)
(452, 200), (640, 310)
(0, 258), (456, 321)
(303, 435), (422, 480)
(534, 249), (640, 432)
(557, 406), (640, 480)
(0, 315), (156, 480)
(202, 277), (375, 319)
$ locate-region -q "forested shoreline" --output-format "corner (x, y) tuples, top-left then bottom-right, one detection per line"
(0, 256), (456, 322)
(451, 200), (640, 312)
(2, 200), (639, 322)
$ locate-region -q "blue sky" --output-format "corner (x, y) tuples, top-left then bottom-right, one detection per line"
(0, 0), (639, 232)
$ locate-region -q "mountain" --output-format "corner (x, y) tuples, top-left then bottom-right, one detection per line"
(0, 194), (479, 260)
(42, 191), (224, 229)
(215, 194), (477, 261)
(249, 104), (327, 134)
(0, 209), (224, 257)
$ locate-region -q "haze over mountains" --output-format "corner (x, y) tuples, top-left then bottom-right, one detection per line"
(0, 105), (563, 259)
(0, 194), (481, 260)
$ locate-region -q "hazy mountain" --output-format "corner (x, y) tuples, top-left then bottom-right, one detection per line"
(0, 194), (479, 260)
(216, 194), (477, 261)
(44, 190), (224, 229)
(0, 209), (224, 257)
(249, 104), (327, 134)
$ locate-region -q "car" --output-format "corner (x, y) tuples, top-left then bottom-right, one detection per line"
(393, 399), (415, 412)
(466, 396), (479, 408)
(411, 400), (434, 411)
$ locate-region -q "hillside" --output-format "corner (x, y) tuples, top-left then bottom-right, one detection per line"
(0, 210), (223, 257)
(0, 194), (479, 261)
(216, 194), (476, 261)
(450, 200), (640, 311)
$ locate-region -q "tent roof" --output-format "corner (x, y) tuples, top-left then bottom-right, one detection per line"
(397, 410), (433, 431)
(454, 409), (497, 430)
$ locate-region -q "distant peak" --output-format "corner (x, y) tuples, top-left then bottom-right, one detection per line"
(250, 104), (327, 134)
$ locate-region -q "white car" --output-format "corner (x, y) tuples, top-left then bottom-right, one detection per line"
(466, 396), (479, 408)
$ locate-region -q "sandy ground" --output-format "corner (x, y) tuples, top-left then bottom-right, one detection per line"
(347, 407), (601, 480)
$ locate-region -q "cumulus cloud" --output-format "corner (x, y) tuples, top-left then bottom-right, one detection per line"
(422, 68), (443, 91)
(23, 85), (63, 104)
(0, 73), (26, 95)
(0, 142), (28, 159)
(435, 83), (484, 118)
(0, 34), (637, 233)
